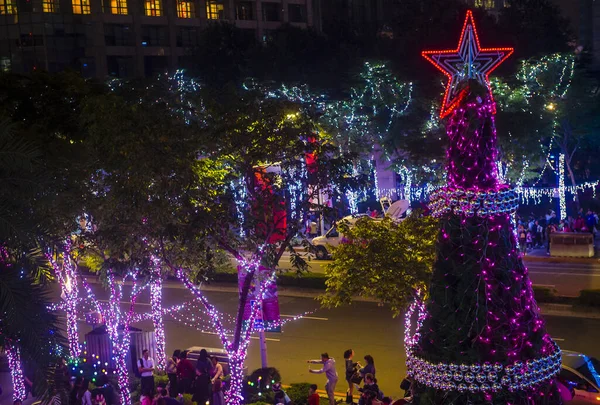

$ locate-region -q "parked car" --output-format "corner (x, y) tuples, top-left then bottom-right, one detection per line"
(310, 199), (410, 260)
(559, 350), (600, 404)
(185, 346), (248, 376)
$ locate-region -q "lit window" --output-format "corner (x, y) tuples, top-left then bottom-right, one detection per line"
(177, 0), (193, 18)
(110, 0), (127, 14)
(144, 0), (161, 16)
(0, 0), (17, 14)
(206, 0), (223, 19)
(43, 0), (59, 12)
(72, 0), (91, 14)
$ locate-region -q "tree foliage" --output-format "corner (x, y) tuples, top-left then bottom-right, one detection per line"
(320, 212), (438, 316)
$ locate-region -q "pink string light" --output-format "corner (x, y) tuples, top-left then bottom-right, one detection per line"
(150, 254), (166, 371)
(6, 341), (26, 402)
(83, 271), (147, 405)
(46, 239), (81, 358)
(175, 246), (277, 405)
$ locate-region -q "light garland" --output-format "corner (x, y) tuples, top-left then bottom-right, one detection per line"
(403, 290), (426, 356)
(558, 153), (566, 220)
(429, 186), (519, 218)
(6, 341), (26, 402)
(406, 343), (562, 394)
(46, 239), (81, 358)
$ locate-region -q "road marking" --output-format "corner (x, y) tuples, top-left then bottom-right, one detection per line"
(281, 314), (328, 321)
(529, 271), (600, 277)
(98, 299), (151, 306)
(200, 331), (280, 342)
(553, 338), (565, 342)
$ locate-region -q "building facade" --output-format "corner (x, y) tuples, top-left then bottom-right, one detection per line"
(0, 0), (316, 78)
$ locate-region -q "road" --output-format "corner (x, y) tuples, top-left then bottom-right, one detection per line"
(276, 252), (600, 297)
(42, 280), (600, 399)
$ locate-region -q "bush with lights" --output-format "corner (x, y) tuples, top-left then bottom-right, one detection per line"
(242, 368), (282, 404)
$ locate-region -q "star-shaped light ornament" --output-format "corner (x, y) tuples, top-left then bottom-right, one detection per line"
(422, 10), (514, 118)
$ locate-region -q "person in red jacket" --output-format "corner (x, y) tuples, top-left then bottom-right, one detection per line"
(308, 384), (320, 405)
(176, 351), (195, 394)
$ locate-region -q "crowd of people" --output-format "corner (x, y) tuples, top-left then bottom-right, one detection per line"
(516, 208), (598, 254)
(306, 350), (417, 405)
(154, 348), (225, 405)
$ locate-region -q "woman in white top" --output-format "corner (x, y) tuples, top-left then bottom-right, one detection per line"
(77, 379), (92, 405)
(211, 356), (223, 383)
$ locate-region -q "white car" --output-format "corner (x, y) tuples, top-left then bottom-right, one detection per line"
(559, 350), (600, 404)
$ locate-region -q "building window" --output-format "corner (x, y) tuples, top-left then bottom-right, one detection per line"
(109, 0), (127, 14)
(235, 1), (253, 20)
(72, 0), (91, 14)
(288, 4), (306, 23)
(142, 25), (168, 46)
(177, 27), (198, 46)
(177, 0), (194, 18)
(0, 0), (17, 14)
(43, 0), (59, 12)
(105, 24), (133, 46)
(262, 2), (280, 22)
(144, 0), (161, 16)
(206, 0), (223, 19)
(475, 0), (495, 9)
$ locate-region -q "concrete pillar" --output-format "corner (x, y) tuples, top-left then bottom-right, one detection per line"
(281, 0), (288, 23)
(132, 0), (145, 77)
(166, 0), (177, 71)
(90, 0), (107, 77)
(255, 0), (263, 39)
(226, 0), (234, 20)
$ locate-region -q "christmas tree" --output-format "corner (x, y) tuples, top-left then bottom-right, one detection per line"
(405, 11), (562, 405)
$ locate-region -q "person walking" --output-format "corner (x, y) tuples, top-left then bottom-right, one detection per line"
(343, 349), (359, 403)
(308, 353), (338, 405)
(139, 349), (155, 396)
(166, 350), (180, 397)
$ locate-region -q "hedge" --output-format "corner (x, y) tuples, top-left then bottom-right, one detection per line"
(532, 286), (557, 303)
(210, 271), (327, 290)
(577, 289), (600, 307)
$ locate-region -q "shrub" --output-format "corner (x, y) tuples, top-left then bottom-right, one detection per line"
(577, 289), (600, 307)
(532, 286), (557, 303)
(286, 383), (312, 405)
(243, 367), (282, 404)
(278, 273), (326, 289)
(182, 393), (194, 405)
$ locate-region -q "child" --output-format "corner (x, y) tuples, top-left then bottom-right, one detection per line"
(308, 384), (320, 405)
(526, 231), (533, 250)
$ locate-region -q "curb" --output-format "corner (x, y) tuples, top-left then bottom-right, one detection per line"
(524, 255), (600, 264)
(538, 303), (600, 319)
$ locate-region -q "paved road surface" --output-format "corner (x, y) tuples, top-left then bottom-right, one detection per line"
(276, 252), (600, 296)
(43, 282), (600, 399)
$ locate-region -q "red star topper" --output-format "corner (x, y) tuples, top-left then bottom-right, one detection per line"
(422, 10), (514, 118)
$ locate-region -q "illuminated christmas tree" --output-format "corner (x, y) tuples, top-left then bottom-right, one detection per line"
(405, 11), (562, 405)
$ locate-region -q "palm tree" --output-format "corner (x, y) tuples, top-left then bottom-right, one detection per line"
(0, 119), (66, 399)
